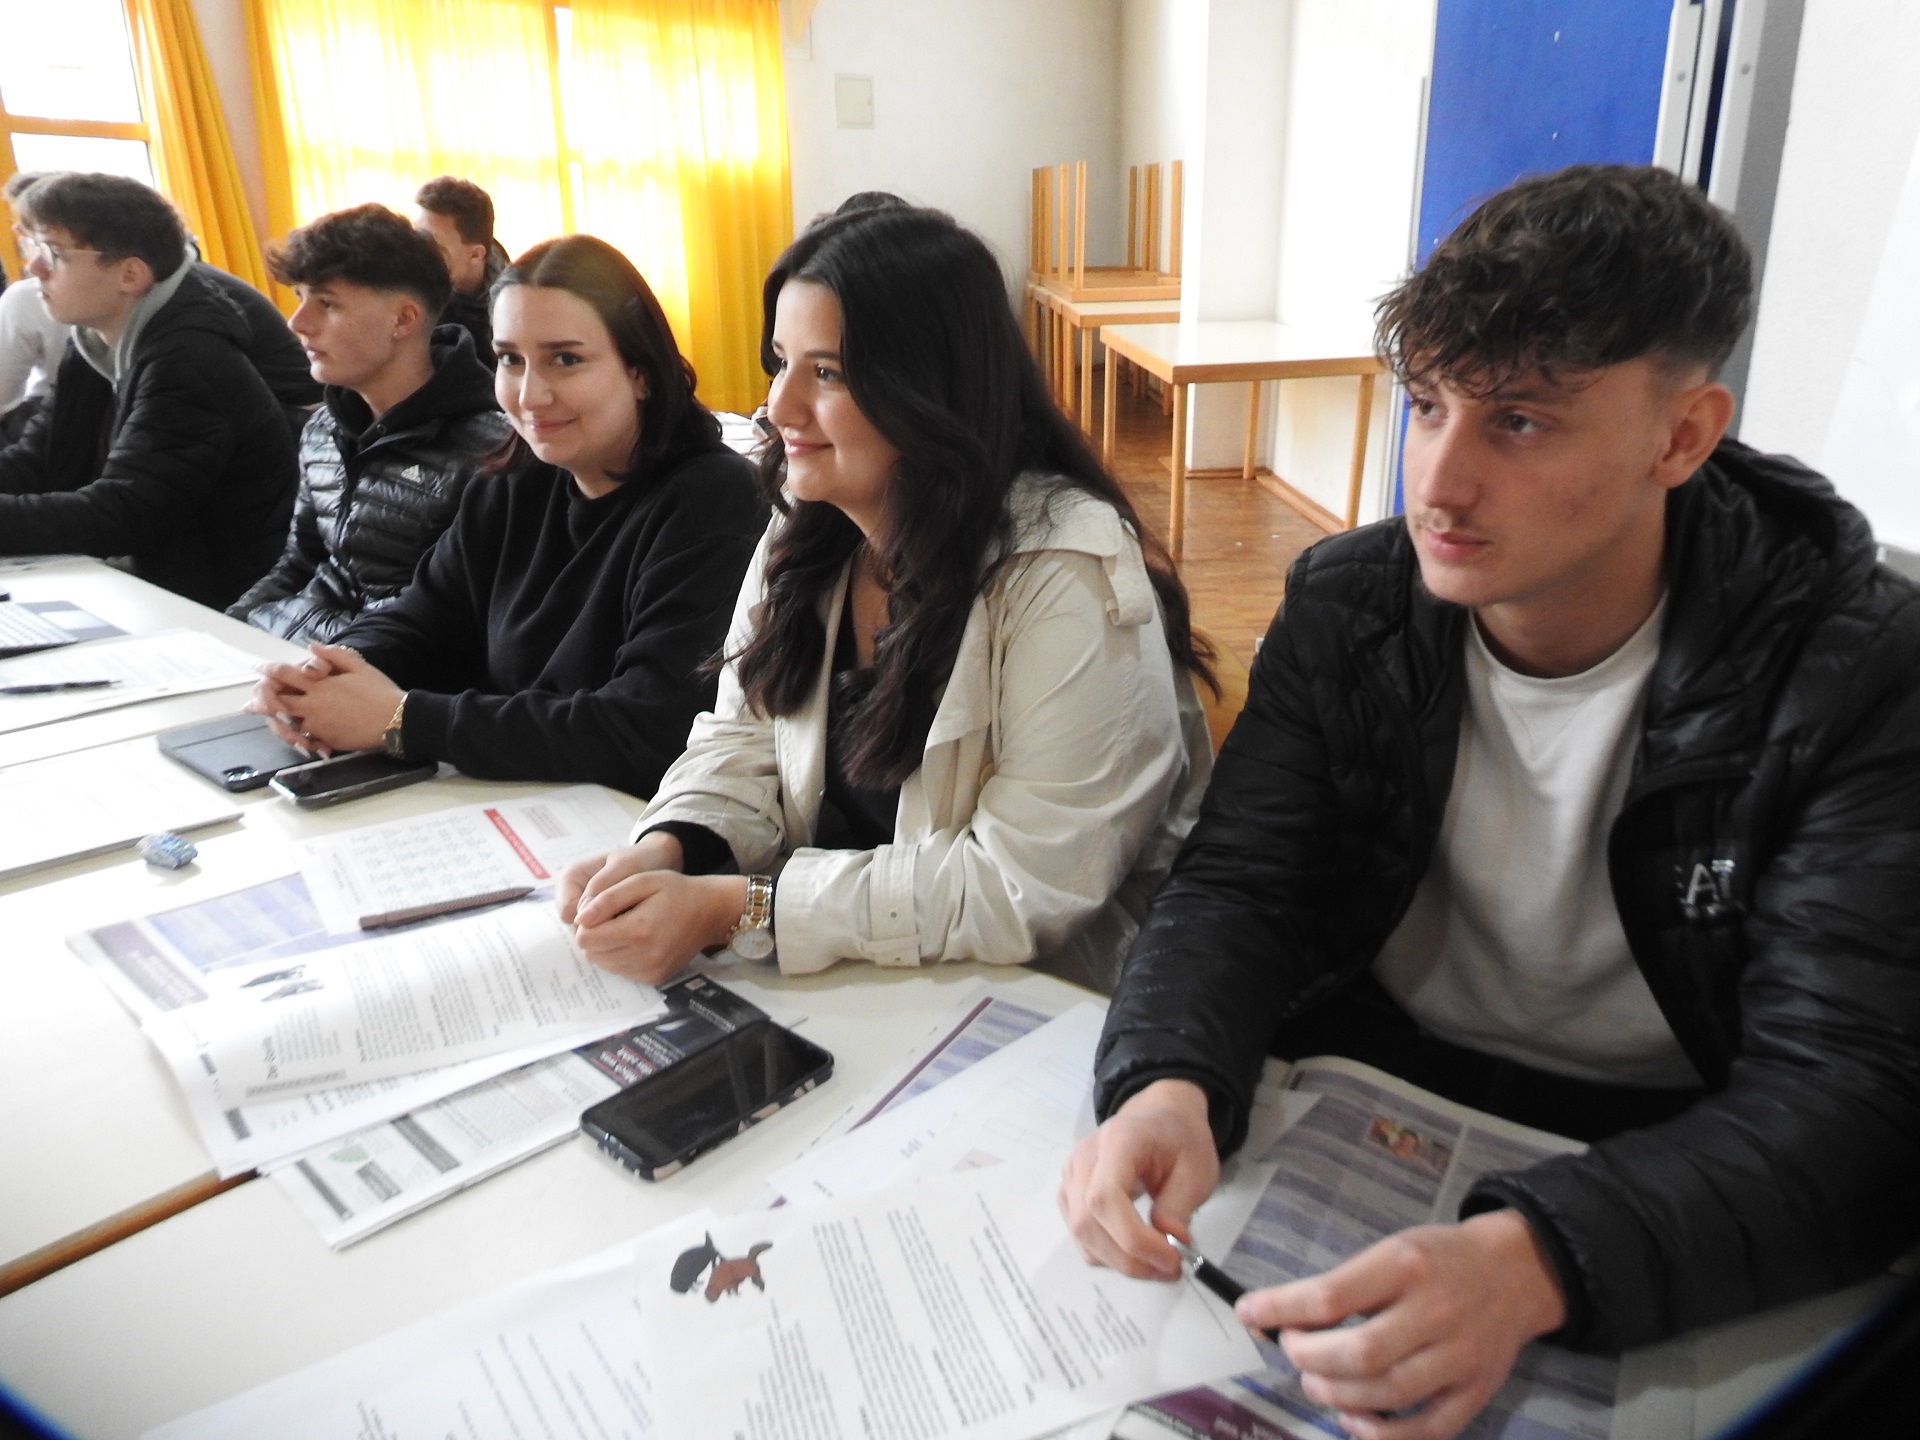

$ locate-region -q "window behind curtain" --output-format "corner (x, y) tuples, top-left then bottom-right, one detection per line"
(252, 0), (791, 414)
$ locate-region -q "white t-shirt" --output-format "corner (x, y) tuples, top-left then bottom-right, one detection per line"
(0, 278), (68, 417)
(1373, 598), (1701, 1088)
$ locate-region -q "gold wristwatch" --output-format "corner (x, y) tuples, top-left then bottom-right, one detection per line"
(727, 874), (776, 960)
(382, 693), (408, 758)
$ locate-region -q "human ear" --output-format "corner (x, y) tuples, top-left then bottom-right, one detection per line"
(1654, 380), (1735, 490)
(392, 295), (424, 339)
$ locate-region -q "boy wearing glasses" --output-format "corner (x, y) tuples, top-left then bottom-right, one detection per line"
(0, 172), (297, 608)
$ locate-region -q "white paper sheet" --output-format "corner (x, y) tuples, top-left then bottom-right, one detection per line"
(0, 742), (239, 878)
(767, 1002), (1107, 1206)
(144, 1242), (654, 1440)
(635, 1163), (1264, 1440)
(0, 629), (260, 733)
(297, 784), (635, 933)
(141, 902), (664, 1102)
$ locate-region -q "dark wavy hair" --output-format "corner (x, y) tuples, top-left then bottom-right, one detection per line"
(14, 171), (186, 281)
(269, 203), (452, 317)
(1377, 163), (1753, 395)
(732, 205), (1209, 789)
(490, 235), (721, 479)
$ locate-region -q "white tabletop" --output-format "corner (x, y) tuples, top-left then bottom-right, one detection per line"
(0, 557), (301, 770)
(0, 961), (1086, 1440)
(1098, 320), (1382, 376)
(0, 760), (649, 1274)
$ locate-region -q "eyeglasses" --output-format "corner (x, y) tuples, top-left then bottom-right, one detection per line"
(18, 234), (102, 268)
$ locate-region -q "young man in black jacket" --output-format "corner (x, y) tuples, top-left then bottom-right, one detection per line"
(0, 173), (298, 607)
(415, 176), (509, 370)
(1062, 165), (1920, 1438)
(230, 204), (510, 642)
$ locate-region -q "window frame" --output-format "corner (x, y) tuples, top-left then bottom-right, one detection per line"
(0, 1), (154, 279)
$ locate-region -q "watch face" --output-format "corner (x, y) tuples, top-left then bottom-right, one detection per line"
(731, 925), (775, 961)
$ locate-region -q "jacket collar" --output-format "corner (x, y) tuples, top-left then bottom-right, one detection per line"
(324, 324), (499, 443)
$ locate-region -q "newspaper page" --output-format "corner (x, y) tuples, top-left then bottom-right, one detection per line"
(296, 785), (635, 933)
(0, 628), (260, 733)
(144, 1242), (653, 1440)
(271, 976), (770, 1247)
(0, 743), (239, 879)
(1127, 1057), (1620, 1440)
(140, 901), (665, 1103)
(633, 1162), (1264, 1440)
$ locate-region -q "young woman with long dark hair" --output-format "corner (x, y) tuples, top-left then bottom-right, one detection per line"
(248, 234), (765, 791)
(558, 206), (1212, 991)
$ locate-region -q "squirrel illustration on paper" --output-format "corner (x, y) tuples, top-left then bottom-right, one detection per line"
(669, 1233), (773, 1302)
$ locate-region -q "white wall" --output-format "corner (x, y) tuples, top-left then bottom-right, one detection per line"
(1743, 0), (1920, 466)
(783, 0), (1123, 283)
(1265, 0), (1434, 520)
(1119, 0), (1199, 267)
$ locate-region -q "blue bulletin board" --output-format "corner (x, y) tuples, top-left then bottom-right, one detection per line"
(1395, 0), (1679, 511)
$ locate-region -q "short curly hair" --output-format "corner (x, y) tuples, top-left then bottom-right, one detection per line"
(269, 203), (452, 318)
(1377, 164), (1753, 395)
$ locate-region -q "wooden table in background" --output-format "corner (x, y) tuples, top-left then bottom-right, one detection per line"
(1027, 289), (1181, 431)
(1098, 321), (1387, 556)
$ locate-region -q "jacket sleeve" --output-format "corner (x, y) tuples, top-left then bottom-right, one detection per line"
(228, 464), (326, 631)
(1092, 581), (1357, 1152)
(0, 386), (53, 494)
(0, 348), (238, 555)
(1465, 620), (1920, 1353)
(362, 475), (759, 793)
(645, 538), (1202, 977)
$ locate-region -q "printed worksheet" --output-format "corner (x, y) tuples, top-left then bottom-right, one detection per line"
(144, 1243), (653, 1440)
(297, 784), (635, 932)
(0, 742), (239, 879)
(0, 628), (260, 733)
(633, 1163), (1264, 1440)
(141, 902), (664, 1102)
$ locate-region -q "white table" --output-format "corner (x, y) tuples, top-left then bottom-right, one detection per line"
(1098, 322), (1387, 554)
(0, 557), (300, 771)
(0, 761), (649, 1288)
(0, 961), (1086, 1439)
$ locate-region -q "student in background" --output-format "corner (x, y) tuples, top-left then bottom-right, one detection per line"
(415, 176), (510, 368)
(248, 234), (763, 791)
(0, 172), (70, 443)
(0, 172), (297, 607)
(558, 205), (1213, 992)
(230, 204), (511, 643)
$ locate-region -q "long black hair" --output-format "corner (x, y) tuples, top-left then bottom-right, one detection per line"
(732, 205), (1209, 788)
(489, 235), (721, 479)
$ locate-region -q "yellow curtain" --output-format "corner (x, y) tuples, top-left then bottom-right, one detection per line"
(126, 0), (271, 290)
(566, 0), (792, 414)
(248, 0), (568, 254)
(250, 0), (790, 415)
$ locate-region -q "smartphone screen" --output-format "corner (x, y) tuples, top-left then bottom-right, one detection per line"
(581, 1021), (833, 1180)
(269, 750), (436, 807)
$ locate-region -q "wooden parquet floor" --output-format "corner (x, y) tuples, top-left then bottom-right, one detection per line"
(1094, 379), (1329, 672)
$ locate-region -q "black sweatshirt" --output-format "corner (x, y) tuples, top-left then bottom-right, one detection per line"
(334, 445), (765, 794)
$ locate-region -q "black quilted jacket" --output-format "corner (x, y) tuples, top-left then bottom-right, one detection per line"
(1094, 440), (1920, 1353)
(0, 265), (297, 607)
(230, 327), (509, 643)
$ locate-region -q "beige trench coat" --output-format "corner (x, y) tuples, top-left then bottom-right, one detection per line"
(634, 478), (1212, 991)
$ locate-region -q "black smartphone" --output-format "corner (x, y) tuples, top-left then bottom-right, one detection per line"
(158, 713), (311, 791)
(268, 749), (437, 808)
(581, 1020), (834, 1180)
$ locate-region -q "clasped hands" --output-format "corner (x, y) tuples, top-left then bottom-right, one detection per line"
(1057, 1079), (1568, 1440)
(557, 832), (749, 987)
(248, 642), (403, 755)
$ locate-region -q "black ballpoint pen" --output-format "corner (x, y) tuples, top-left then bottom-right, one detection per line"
(1168, 1234), (1281, 1341)
(0, 679), (121, 695)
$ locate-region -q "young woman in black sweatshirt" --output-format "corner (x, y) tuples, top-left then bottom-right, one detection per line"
(247, 235), (765, 795)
